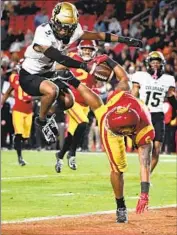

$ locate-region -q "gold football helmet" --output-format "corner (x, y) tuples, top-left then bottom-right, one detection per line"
(50, 2), (79, 42)
(145, 51), (166, 76)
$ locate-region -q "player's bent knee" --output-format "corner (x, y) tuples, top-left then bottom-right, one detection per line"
(64, 93), (74, 110)
(57, 91), (74, 111)
(48, 86), (59, 99)
(40, 80), (59, 98)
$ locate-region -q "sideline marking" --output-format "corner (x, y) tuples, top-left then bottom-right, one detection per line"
(2, 204), (176, 224)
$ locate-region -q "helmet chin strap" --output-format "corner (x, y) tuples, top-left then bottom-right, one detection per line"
(152, 69), (158, 80)
(148, 67), (164, 79)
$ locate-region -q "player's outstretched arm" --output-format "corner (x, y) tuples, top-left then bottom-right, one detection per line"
(81, 31), (143, 48)
(105, 57), (130, 91)
(1, 86), (14, 107)
(33, 44), (89, 71)
(33, 45), (108, 74)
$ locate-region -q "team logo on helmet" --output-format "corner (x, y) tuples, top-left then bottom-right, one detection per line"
(78, 40), (98, 61)
(50, 2), (79, 42)
(115, 106), (129, 115)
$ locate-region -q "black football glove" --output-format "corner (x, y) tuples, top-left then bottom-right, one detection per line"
(118, 36), (143, 48)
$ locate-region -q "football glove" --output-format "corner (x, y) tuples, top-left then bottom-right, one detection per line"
(42, 123), (56, 144)
(35, 115), (58, 145)
(88, 55), (109, 75)
(136, 193), (149, 214)
(118, 36), (143, 48)
(47, 114), (59, 136)
(92, 54), (109, 65)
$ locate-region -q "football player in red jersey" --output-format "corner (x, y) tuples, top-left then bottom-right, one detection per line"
(66, 56), (155, 223)
(1, 71), (33, 166)
(55, 40), (98, 172)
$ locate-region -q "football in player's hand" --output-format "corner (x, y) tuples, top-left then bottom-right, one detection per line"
(91, 62), (114, 82)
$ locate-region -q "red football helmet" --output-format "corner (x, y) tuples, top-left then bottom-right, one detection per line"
(105, 106), (140, 136)
(78, 40), (98, 61)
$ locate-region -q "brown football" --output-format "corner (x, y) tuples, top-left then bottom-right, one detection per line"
(93, 62), (114, 82)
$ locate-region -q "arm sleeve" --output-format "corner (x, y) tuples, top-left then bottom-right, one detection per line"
(44, 47), (87, 69)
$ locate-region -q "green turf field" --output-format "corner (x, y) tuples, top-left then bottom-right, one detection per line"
(1, 150), (176, 222)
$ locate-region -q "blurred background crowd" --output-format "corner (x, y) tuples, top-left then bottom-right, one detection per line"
(1, 0), (177, 154)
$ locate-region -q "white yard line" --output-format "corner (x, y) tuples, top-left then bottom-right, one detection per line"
(160, 159), (176, 162)
(1, 150), (176, 157)
(1, 173), (109, 180)
(2, 204), (176, 224)
(2, 170), (176, 181)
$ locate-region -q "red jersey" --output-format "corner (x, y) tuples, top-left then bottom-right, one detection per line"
(69, 53), (95, 106)
(163, 102), (173, 124)
(9, 74), (33, 114)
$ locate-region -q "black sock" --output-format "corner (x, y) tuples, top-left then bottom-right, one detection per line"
(116, 197), (126, 209)
(59, 133), (73, 159)
(14, 134), (22, 159)
(69, 122), (87, 156)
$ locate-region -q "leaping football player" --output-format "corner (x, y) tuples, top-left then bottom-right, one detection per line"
(18, 2), (142, 144)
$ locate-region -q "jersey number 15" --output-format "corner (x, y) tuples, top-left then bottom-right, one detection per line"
(145, 91), (162, 107)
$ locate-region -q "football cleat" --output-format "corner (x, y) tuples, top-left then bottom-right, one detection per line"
(116, 208), (128, 223)
(18, 157), (26, 166)
(55, 151), (64, 173)
(67, 154), (77, 170)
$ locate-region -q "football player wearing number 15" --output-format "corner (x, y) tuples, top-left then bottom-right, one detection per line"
(131, 51), (176, 173)
(55, 40), (99, 172)
(19, 2), (143, 144)
(1, 72), (33, 166)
